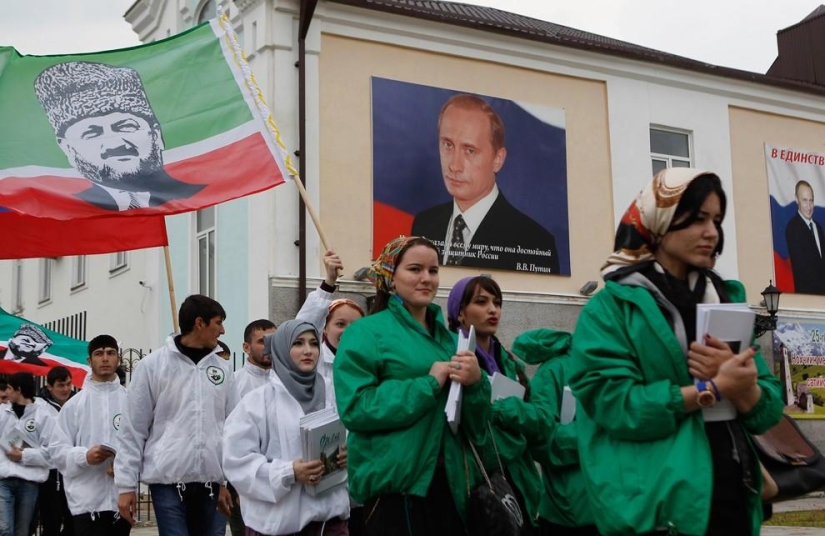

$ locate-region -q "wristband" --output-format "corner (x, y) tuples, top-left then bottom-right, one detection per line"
(708, 379), (722, 401)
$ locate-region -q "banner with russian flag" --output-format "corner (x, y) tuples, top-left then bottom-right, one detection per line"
(0, 308), (89, 387)
(0, 16), (294, 220)
(766, 144), (825, 296)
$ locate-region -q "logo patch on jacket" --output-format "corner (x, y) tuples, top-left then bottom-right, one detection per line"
(113, 413), (122, 430)
(24, 419), (36, 432)
(206, 366), (225, 385)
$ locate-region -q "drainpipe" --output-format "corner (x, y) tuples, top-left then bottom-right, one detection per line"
(296, 0), (319, 306)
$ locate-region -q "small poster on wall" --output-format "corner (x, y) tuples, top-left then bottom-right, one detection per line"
(371, 77), (570, 276)
(766, 144), (825, 295)
(773, 318), (825, 419)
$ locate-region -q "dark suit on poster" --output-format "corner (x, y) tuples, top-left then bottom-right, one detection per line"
(785, 212), (825, 294)
(411, 192), (560, 274)
(74, 170), (205, 211)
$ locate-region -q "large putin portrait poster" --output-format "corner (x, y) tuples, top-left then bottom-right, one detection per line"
(767, 144), (825, 295)
(371, 78), (570, 276)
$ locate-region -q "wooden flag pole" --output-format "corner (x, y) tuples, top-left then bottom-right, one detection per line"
(292, 175), (332, 253)
(163, 245), (180, 334)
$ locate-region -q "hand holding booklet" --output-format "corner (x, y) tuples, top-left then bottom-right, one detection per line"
(446, 325), (476, 434)
(695, 303), (756, 421)
(299, 407), (347, 496)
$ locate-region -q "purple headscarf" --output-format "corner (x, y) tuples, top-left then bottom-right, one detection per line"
(447, 276), (501, 374)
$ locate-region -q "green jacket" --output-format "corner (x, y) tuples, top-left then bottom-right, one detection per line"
(485, 343), (543, 526)
(569, 279), (783, 536)
(333, 298), (492, 522)
(504, 329), (595, 528)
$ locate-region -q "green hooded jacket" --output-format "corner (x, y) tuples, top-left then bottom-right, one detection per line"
(506, 328), (595, 528)
(333, 297), (492, 523)
(569, 279), (783, 536)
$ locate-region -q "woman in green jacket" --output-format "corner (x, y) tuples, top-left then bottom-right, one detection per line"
(447, 275), (542, 532)
(501, 328), (599, 536)
(333, 236), (492, 536)
(569, 169), (783, 536)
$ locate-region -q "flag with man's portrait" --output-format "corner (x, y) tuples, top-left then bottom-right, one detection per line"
(0, 16), (295, 221)
(0, 308), (90, 387)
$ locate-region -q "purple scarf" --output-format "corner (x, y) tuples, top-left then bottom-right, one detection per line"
(448, 277), (501, 374)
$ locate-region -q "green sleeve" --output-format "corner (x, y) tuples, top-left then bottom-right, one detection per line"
(548, 421), (580, 467)
(492, 363), (556, 445)
(569, 293), (686, 442)
(739, 349), (783, 434)
(333, 323), (443, 433)
(461, 373), (493, 443)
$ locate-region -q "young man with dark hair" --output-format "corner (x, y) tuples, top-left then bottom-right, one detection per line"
(49, 335), (129, 536)
(0, 372), (56, 536)
(38, 366), (75, 536)
(115, 295), (238, 536)
(0, 381), (8, 405)
(233, 319), (277, 398)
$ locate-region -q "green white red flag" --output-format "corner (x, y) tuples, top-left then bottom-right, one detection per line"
(0, 17), (295, 223)
(0, 308), (90, 387)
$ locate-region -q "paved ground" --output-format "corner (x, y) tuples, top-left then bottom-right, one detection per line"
(125, 494), (825, 535)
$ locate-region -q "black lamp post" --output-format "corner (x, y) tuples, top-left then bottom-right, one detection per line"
(754, 281), (781, 338)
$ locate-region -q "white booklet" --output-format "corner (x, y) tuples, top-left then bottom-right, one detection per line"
(1, 428), (35, 453)
(490, 372), (525, 402)
(299, 407), (347, 496)
(560, 386), (577, 425)
(695, 303), (756, 421)
(446, 325), (476, 434)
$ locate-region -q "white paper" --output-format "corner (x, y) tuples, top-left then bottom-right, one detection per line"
(446, 326), (476, 434)
(490, 372), (525, 402)
(1, 429), (34, 453)
(299, 407), (348, 496)
(560, 386), (577, 425)
(695, 303), (756, 421)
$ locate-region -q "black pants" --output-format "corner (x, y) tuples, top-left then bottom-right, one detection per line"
(362, 467), (464, 536)
(539, 521), (600, 536)
(227, 483), (245, 536)
(39, 470), (74, 536)
(72, 512), (131, 536)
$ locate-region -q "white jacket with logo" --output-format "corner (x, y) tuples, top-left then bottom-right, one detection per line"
(222, 374), (348, 535)
(114, 338), (239, 493)
(0, 401), (55, 482)
(48, 375), (125, 515)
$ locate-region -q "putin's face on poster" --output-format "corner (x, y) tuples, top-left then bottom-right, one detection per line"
(438, 104), (506, 212)
(59, 111), (165, 190)
(797, 182), (815, 220)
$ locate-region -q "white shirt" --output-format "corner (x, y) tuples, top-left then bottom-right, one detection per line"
(98, 184), (151, 210)
(222, 374), (348, 535)
(800, 212), (822, 256)
(48, 375), (125, 515)
(442, 184), (499, 263)
(234, 363), (270, 400)
(114, 338), (239, 493)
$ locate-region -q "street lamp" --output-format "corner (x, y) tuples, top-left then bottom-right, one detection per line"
(754, 281), (781, 338)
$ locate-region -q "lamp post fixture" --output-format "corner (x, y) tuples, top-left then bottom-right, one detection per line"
(754, 281), (782, 338)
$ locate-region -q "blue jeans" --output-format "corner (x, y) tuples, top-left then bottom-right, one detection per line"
(0, 477), (40, 536)
(149, 483), (226, 536)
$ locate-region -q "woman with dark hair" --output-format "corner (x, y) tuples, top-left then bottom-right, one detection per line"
(334, 236), (491, 536)
(446, 276), (541, 531)
(569, 169), (783, 535)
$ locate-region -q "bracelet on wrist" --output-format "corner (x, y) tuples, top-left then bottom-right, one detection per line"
(708, 379), (722, 401)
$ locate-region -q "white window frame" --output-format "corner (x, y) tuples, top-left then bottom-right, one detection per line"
(70, 256), (87, 291)
(196, 207), (217, 298)
(11, 260), (23, 313)
(650, 126), (693, 174)
(38, 258), (52, 304)
(110, 251), (129, 274)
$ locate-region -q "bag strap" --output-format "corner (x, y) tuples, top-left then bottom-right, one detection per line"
(486, 422), (506, 475)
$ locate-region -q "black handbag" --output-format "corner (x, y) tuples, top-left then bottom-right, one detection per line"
(464, 425), (527, 536)
(752, 414), (825, 501)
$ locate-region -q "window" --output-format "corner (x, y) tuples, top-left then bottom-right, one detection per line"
(11, 260), (23, 313)
(71, 256), (86, 290)
(197, 207), (216, 297)
(110, 252), (129, 273)
(38, 259), (52, 303)
(197, 0), (217, 23)
(650, 127), (692, 176)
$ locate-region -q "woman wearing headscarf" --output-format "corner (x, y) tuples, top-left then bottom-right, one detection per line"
(222, 320), (349, 536)
(334, 236), (491, 536)
(446, 276), (542, 531)
(568, 169), (782, 535)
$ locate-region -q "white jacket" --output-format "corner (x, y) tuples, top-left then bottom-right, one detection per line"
(222, 374), (348, 535)
(0, 401), (55, 482)
(114, 338), (239, 493)
(234, 363), (269, 400)
(48, 375), (125, 515)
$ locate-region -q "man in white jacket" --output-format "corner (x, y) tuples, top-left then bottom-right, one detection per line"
(48, 335), (129, 536)
(233, 319), (277, 399)
(115, 295), (238, 536)
(0, 372), (56, 536)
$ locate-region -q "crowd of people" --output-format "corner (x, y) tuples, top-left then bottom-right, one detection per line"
(0, 168), (783, 536)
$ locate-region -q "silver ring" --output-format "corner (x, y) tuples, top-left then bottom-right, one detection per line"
(455, 363), (462, 371)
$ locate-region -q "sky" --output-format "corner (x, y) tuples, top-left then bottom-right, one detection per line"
(2, 0), (824, 73)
